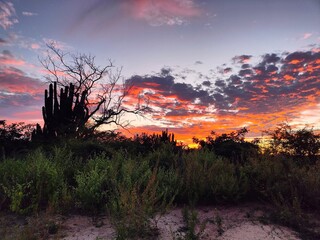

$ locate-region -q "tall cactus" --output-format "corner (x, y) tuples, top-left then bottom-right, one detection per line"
(33, 82), (89, 140)
(159, 129), (175, 143)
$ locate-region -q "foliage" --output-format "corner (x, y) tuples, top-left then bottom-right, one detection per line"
(74, 157), (109, 213)
(1, 125), (320, 238)
(0, 121), (34, 160)
(193, 128), (259, 163)
(265, 123), (320, 162)
(179, 150), (249, 204)
(133, 129), (179, 154)
(0, 150), (65, 214)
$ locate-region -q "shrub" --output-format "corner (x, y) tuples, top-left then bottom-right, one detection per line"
(0, 149), (66, 214)
(74, 155), (110, 213)
(179, 150), (249, 204)
(107, 152), (171, 239)
(25, 149), (65, 212)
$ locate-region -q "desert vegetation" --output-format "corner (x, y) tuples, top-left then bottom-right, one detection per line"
(1, 47), (319, 239)
(0, 119), (320, 239)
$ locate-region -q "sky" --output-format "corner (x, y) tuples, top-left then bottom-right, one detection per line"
(0, 0), (319, 146)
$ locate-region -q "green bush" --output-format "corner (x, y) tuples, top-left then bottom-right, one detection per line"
(74, 155), (110, 213)
(106, 152), (171, 239)
(208, 159), (249, 201)
(0, 149), (65, 213)
(178, 150), (248, 204)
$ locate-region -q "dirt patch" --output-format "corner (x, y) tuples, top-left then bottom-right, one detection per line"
(1, 204), (302, 239)
(58, 204), (300, 240)
(153, 204), (300, 240)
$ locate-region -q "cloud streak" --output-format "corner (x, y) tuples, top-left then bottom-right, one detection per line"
(0, 50), (25, 66)
(125, 0), (202, 26)
(0, 1), (18, 29)
(22, 11), (38, 17)
(77, 0), (202, 28)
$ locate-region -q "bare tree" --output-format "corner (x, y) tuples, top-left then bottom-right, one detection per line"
(39, 42), (148, 134)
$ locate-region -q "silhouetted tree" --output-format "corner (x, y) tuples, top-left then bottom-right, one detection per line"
(34, 43), (148, 139)
(0, 121), (34, 159)
(193, 128), (259, 163)
(265, 123), (320, 163)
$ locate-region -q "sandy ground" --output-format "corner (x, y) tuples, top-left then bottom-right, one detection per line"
(57, 204), (301, 240)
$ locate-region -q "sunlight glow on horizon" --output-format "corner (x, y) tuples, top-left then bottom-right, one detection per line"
(0, 0), (319, 145)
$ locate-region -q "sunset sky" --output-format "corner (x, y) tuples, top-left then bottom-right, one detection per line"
(0, 0), (319, 145)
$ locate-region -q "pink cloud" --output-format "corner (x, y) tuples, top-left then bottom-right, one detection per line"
(302, 33), (312, 40)
(0, 67), (44, 95)
(0, 50), (25, 66)
(12, 110), (42, 121)
(0, 1), (18, 30)
(31, 43), (40, 49)
(124, 0), (202, 26)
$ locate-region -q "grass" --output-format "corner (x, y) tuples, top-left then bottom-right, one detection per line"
(0, 141), (319, 239)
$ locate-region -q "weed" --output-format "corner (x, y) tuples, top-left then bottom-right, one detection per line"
(175, 207), (207, 240)
(214, 213), (224, 236)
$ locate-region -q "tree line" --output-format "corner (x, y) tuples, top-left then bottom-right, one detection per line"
(1, 44), (319, 162)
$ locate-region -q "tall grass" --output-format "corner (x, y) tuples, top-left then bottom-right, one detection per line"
(1, 142), (319, 238)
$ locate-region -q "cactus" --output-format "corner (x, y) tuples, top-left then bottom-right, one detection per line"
(159, 129), (175, 143)
(134, 129), (176, 151)
(33, 82), (88, 140)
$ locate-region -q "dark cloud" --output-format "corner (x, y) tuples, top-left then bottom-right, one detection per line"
(166, 109), (197, 117)
(241, 64), (251, 69)
(134, 74), (212, 104)
(126, 72), (215, 117)
(238, 69), (253, 77)
(232, 55), (252, 64)
(202, 80), (211, 87)
(266, 64), (278, 73)
(0, 92), (42, 108)
(195, 60), (203, 65)
(214, 80), (226, 87)
(262, 53), (281, 64)
(212, 48), (320, 115)
(229, 75), (242, 84)
(1, 49), (13, 58)
(160, 67), (172, 76)
(223, 67), (232, 74)
(284, 51), (316, 63)
(124, 46), (319, 133)
(0, 38), (7, 45)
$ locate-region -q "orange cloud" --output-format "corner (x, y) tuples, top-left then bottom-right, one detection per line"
(283, 74), (294, 81)
(122, 47), (320, 147)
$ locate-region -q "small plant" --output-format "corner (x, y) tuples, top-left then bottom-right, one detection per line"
(176, 207), (207, 240)
(215, 213), (224, 236)
(2, 181), (33, 214)
(106, 153), (176, 239)
(47, 220), (59, 235)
